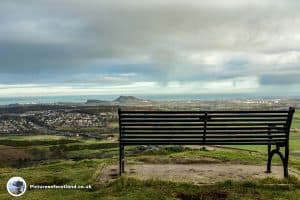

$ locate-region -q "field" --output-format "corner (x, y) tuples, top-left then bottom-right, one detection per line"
(0, 110), (300, 199)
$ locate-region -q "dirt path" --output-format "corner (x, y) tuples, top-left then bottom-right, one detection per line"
(100, 164), (300, 185)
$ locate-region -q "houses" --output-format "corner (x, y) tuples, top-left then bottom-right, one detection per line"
(0, 118), (38, 134)
(0, 110), (117, 135)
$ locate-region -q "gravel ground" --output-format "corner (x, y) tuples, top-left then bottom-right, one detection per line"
(100, 164), (300, 185)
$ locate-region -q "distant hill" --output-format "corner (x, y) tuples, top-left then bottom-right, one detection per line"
(85, 99), (111, 105)
(113, 96), (149, 104)
(85, 96), (151, 105)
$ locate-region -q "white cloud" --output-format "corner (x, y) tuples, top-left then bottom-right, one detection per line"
(0, 76), (260, 97)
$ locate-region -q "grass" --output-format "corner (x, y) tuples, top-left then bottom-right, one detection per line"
(293, 110), (300, 119)
(292, 120), (300, 129)
(291, 110), (300, 128)
(55, 127), (102, 132)
(0, 159), (109, 200)
(101, 176), (300, 200)
(0, 135), (67, 141)
(1, 133), (300, 199)
(2, 175), (300, 200)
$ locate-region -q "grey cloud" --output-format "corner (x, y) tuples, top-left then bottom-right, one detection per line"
(0, 0), (300, 88)
(260, 73), (300, 85)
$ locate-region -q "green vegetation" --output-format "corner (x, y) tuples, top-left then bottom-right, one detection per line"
(292, 110), (300, 129)
(0, 135), (66, 141)
(1, 134), (300, 199)
(0, 138), (78, 147)
(292, 120), (300, 129)
(293, 110), (300, 119)
(1, 166), (300, 199)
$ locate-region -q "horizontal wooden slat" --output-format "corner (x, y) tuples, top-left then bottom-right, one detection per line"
(120, 115), (205, 118)
(121, 123), (285, 128)
(121, 123), (286, 127)
(123, 127), (204, 130)
(207, 118), (286, 122)
(122, 135), (286, 138)
(121, 111), (203, 114)
(205, 142), (285, 145)
(206, 131), (284, 134)
(121, 119), (287, 124)
(121, 119), (202, 122)
(123, 131), (202, 134)
(120, 110), (289, 114)
(122, 131), (284, 135)
(122, 132), (286, 135)
(206, 123), (286, 126)
(206, 127), (285, 130)
(121, 123), (204, 126)
(207, 114), (288, 118)
(121, 114), (288, 118)
(121, 138), (286, 141)
(211, 135), (286, 138)
(123, 127), (285, 131)
(122, 136), (203, 138)
(121, 135), (286, 139)
(120, 140), (286, 145)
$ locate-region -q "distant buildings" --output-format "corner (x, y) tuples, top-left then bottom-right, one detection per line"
(0, 110), (117, 135)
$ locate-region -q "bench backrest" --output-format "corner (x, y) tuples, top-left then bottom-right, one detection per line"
(119, 107), (295, 145)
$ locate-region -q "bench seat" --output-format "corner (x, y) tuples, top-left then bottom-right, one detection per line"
(118, 107), (295, 177)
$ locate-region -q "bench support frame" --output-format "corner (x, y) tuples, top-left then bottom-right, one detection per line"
(119, 144), (125, 176)
(266, 144), (288, 177)
(118, 107), (295, 177)
(266, 107), (294, 177)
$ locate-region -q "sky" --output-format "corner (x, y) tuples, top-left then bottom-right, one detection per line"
(0, 0), (300, 97)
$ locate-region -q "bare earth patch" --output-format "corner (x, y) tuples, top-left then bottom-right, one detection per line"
(100, 164), (300, 185)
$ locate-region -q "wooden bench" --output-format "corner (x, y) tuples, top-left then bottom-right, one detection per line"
(118, 107), (295, 177)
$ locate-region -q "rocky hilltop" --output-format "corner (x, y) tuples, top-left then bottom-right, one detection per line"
(113, 96), (148, 104)
(86, 96), (151, 105)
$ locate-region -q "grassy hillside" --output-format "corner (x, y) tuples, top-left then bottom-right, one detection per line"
(0, 133), (300, 199)
(0, 130), (300, 199)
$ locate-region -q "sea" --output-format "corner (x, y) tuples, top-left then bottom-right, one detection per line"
(0, 94), (298, 106)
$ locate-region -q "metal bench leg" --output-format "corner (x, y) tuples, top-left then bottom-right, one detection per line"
(284, 145), (289, 178)
(119, 144), (122, 176)
(266, 144), (271, 173)
(121, 145), (125, 173)
(266, 144), (288, 178)
(119, 144), (125, 175)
